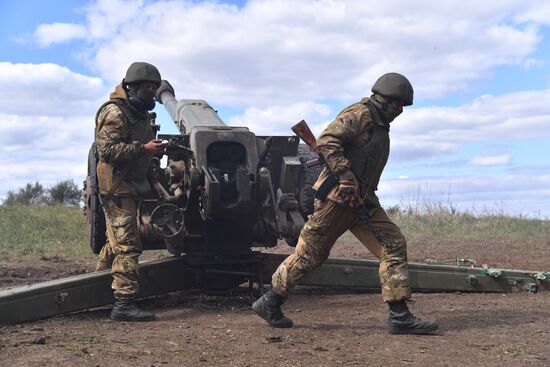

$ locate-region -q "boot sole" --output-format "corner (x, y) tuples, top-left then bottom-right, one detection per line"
(388, 325), (438, 335)
(111, 314), (156, 322)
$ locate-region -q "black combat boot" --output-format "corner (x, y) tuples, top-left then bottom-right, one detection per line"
(387, 300), (438, 335)
(111, 298), (155, 322)
(252, 288), (293, 328)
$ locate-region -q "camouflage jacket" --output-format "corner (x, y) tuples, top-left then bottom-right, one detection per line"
(95, 84), (155, 196)
(313, 97), (390, 212)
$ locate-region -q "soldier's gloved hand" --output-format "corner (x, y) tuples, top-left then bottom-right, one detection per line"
(143, 139), (166, 156)
(337, 170), (362, 207)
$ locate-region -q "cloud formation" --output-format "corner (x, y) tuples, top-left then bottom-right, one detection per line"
(228, 102), (331, 135)
(0, 113), (92, 194)
(30, 0), (548, 107)
(380, 172), (550, 217)
(4, 0), (549, 216)
(469, 154), (512, 166)
(0, 62), (105, 116)
(33, 23), (88, 47)
(0, 63), (104, 198)
(392, 89), (550, 162)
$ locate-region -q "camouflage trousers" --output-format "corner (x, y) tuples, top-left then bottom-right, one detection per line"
(272, 200), (411, 302)
(95, 196), (142, 299)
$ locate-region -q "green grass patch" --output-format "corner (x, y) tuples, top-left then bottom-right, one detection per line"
(1, 204), (549, 261)
(337, 203), (550, 248)
(388, 204), (550, 244)
(0, 205), (90, 259)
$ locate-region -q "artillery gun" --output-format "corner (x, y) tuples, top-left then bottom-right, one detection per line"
(0, 82), (548, 324)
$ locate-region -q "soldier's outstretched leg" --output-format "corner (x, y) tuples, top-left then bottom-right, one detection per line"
(252, 288), (293, 328)
(350, 207), (438, 335)
(254, 200), (353, 327)
(387, 300), (438, 335)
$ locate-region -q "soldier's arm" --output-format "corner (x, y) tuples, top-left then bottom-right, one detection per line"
(316, 110), (368, 175)
(96, 104), (145, 164)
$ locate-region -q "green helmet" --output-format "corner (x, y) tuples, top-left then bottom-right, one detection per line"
(123, 62), (161, 87)
(371, 72), (414, 106)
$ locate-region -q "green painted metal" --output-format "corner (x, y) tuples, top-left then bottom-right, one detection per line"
(259, 253), (550, 293)
(1, 252), (548, 325)
(0, 257), (188, 325)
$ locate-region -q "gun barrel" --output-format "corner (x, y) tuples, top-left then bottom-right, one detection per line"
(157, 80), (226, 134)
(160, 90), (178, 122)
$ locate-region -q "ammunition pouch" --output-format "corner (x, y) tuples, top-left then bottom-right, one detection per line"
(314, 172), (339, 202)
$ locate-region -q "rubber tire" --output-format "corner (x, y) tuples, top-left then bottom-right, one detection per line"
(87, 144), (107, 254)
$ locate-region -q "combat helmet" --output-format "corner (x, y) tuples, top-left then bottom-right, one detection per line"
(123, 62), (161, 87)
(371, 72), (414, 106)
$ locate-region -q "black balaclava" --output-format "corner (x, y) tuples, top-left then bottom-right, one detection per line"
(126, 83), (156, 111)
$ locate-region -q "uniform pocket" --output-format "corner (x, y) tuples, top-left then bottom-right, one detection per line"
(310, 199), (337, 227)
(110, 215), (137, 245)
(97, 161), (114, 193)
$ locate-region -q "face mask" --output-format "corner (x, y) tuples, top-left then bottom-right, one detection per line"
(383, 103), (402, 123)
(127, 84), (156, 111)
(136, 84), (156, 103)
(370, 94), (402, 124)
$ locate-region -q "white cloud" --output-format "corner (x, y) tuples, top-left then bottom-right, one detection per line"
(469, 154), (512, 166)
(391, 89), (550, 162)
(33, 23), (88, 47)
(84, 0), (144, 40)
(0, 62), (107, 198)
(0, 113), (93, 197)
(0, 62), (106, 116)
(515, 3), (550, 26)
(379, 173), (550, 217)
(29, 0), (548, 107)
(228, 102), (331, 135)
(7, 0), (550, 216)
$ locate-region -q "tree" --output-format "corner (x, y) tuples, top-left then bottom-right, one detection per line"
(2, 182), (46, 206)
(47, 179), (82, 206)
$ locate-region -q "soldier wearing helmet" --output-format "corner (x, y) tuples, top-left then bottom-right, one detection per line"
(94, 62), (166, 321)
(253, 73), (438, 335)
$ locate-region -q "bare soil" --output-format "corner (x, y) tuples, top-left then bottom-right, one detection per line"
(1, 237), (549, 367)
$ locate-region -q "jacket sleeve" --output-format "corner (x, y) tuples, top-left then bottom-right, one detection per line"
(95, 103), (145, 164)
(316, 110), (369, 175)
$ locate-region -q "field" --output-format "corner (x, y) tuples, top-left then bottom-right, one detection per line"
(0, 205), (549, 366)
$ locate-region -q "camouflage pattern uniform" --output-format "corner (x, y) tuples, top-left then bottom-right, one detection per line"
(272, 97), (410, 302)
(95, 84), (155, 299)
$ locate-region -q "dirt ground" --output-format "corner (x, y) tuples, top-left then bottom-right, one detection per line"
(1, 237), (549, 367)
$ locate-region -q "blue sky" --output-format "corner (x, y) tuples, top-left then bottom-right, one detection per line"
(1, 0), (549, 217)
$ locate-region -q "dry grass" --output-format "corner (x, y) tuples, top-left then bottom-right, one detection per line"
(0, 205), (90, 260)
(386, 203), (550, 244)
(1, 204), (548, 261)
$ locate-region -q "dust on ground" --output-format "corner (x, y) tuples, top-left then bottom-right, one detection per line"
(0, 237), (549, 367)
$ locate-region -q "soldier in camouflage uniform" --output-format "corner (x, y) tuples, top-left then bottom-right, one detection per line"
(253, 73), (438, 334)
(95, 62), (166, 321)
